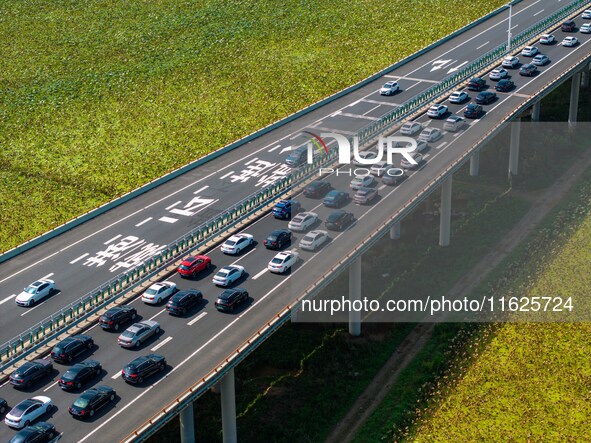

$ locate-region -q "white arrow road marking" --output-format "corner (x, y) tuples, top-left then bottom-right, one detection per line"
(448, 61), (469, 73)
(430, 59), (454, 71)
(280, 146), (293, 154)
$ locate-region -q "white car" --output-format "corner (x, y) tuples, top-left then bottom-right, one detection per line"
(401, 153), (423, 170)
(379, 81), (400, 95)
(521, 46), (539, 57)
(268, 251), (299, 273)
(443, 115), (465, 132)
(562, 36), (578, 47)
(352, 150), (379, 166)
(580, 23), (591, 34)
(15, 279), (55, 307)
(427, 104), (448, 118)
(501, 55), (519, 68)
(350, 175), (375, 190)
(539, 34), (555, 45)
(370, 161), (394, 176)
(418, 127), (442, 143)
(532, 54), (549, 66)
(288, 212), (319, 231)
(141, 281), (177, 304)
(415, 140), (429, 153)
(399, 121), (423, 135)
(449, 90), (468, 104)
(489, 68), (508, 81)
(582, 9), (591, 19)
(212, 265), (245, 286)
(220, 233), (254, 255)
(5, 396), (54, 429)
(299, 230), (329, 251)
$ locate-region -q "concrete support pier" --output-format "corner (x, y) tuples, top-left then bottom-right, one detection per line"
(569, 72), (581, 129)
(508, 119), (521, 177)
(180, 403), (195, 443)
(348, 257), (362, 337)
(531, 101), (541, 122)
(220, 368), (237, 443)
(469, 151), (480, 177)
(439, 176), (452, 247)
(389, 222), (401, 240)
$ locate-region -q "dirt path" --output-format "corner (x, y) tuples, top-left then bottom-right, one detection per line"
(325, 148), (591, 443)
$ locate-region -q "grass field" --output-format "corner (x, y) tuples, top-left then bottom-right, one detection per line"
(0, 0), (506, 252)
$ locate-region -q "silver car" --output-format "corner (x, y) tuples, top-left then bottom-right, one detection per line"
(418, 127), (442, 143)
(443, 115), (465, 132)
(299, 230), (329, 251)
(399, 121), (423, 136)
(118, 321), (160, 348)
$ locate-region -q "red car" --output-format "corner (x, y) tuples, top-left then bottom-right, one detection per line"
(177, 255), (211, 278)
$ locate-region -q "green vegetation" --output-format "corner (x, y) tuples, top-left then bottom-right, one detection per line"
(0, 0), (506, 252)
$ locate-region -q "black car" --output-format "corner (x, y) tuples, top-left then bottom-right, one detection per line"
(561, 20), (576, 32)
(69, 386), (116, 419)
(272, 199), (301, 219)
(495, 79), (515, 92)
(519, 63), (537, 77)
(382, 168), (407, 186)
(8, 422), (56, 443)
(463, 103), (483, 119)
(325, 210), (355, 231)
(263, 229), (292, 249)
(323, 190), (350, 208)
(304, 180), (332, 198)
(122, 354), (166, 384)
(475, 91), (497, 105)
(284, 146), (308, 167)
(215, 288), (249, 312)
(50, 335), (94, 363)
(99, 305), (137, 331)
(467, 77), (486, 91)
(0, 397), (8, 414)
(58, 360), (102, 390)
(9, 359), (53, 389)
(166, 290), (203, 315)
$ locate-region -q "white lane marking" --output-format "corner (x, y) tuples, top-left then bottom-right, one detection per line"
(43, 380), (59, 392)
(158, 217), (178, 224)
(104, 235), (122, 245)
(378, 185), (386, 190)
(533, 8), (545, 16)
(384, 75), (439, 83)
(360, 99), (396, 106)
(165, 201), (182, 210)
(267, 145), (282, 152)
(0, 381), (9, 388)
(363, 104), (381, 116)
(245, 158), (258, 165)
(187, 312), (207, 326)
(69, 253), (89, 264)
(192, 185), (209, 195)
(230, 248), (257, 266)
(21, 301), (47, 316)
(148, 309), (166, 321)
(0, 294), (16, 305)
(150, 336), (173, 352)
(511, 24), (519, 30)
(405, 81), (420, 90)
(86, 323), (99, 332)
(251, 268), (268, 280)
(135, 217), (153, 227)
(219, 171), (234, 180)
(435, 142), (448, 149)
(41, 273), (54, 280)
(476, 41), (490, 50)
(111, 371), (122, 380)
(337, 112), (380, 121)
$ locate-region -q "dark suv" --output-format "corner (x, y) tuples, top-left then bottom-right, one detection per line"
(272, 199), (301, 219)
(463, 103), (483, 119)
(304, 180), (332, 198)
(50, 335), (94, 363)
(166, 290), (203, 315)
(99, 305), (137, 331)
(122, 354), (166, 384)
(9, 359), (53, 389)
(284, 146), (308, 167)
(561, 20), (576, 32)
(264, 229), (292, 249)
(467, 77), (486, 91)
(215, 288), (249, 312)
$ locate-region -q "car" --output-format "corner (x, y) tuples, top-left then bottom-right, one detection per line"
(489, 68), (508, 81)
(117, 320), (160, 348)
(532, 54), (549, 66)
(463, 103), (483, 119)
(370, 161), (395, 177)
(220, 233), (254, 255)
(399, 121), (423, 135)
(177, 255), (211, 278)
(379, 81), (400, 95)
(288, 212), (319, 231)
(99, 305), (137, 331)
(501, 55), (520, 68)
(349, 175), (374, 190)
(212, 265), (245, 286)
(8, 422), (57, 443)
(299, 230), (329, 251)
(467, 77), (486, 91)
(581, 23), (591, 34)
(15, 279), (55, 307)
(284, 146), (308, 167)
(50, 335), (94, 363)
(495, 79), (515, 92)
(427, 104), (448, 118)
(443, 115), (465, 132)
(5, 397), (53, 429)
(9, 360), (53, 389)
(418, 127), (442, 143)
(448, 90), (468, 104)
(68, 386), (116, 419)
(215, 288), (249, 312)
(272, 199), (301, 219)
(264, 229), (292, 249)
(521, 46), (539, 57)
(562, 36), (579, 47)
(325, 210), (355, 231)
(166, 290), (203, 315)
(0, 397), (7, 414)
(475, 91), (497, 105)
(352, 150), (379, 166)
(267, 251), (299, 273)
(141, 281), (178, 304)
(561, 20), (576, 32)
(353, 187), (378, 205)
(303, 179), (332, 198)
(58, 360), (102, 390)
(122, 354), (166, 384)
(414, 140), (429, 153)
(382, 168), (407, 185)
(539, 34), (555, 45)
(583, 10), (591, 19)
(519, 63), (537, 77)
(401, 152), (423, 170)
(323, 190), (350, 207)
